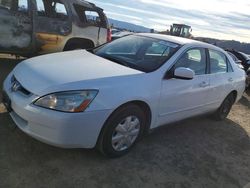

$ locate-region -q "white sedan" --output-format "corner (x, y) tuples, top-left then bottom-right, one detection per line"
(2, 34), (246, 157)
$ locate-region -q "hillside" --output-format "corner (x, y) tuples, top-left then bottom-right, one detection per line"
(196, 37), (250, 54)
(108, 19), (250, 54)
(108, 18), (151, 33)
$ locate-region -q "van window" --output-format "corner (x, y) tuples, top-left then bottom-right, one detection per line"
(36, 0), (68, 20)
(73, 4), (107, 27)
(18, 0), (28, 12)
(0, 0), (28, 12)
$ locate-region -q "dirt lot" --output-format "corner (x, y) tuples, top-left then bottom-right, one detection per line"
(0, 58), (250, 188)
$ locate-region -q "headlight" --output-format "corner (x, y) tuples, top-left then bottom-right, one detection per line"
(34, 90), (98, 112)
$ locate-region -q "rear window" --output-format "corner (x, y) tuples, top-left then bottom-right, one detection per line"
(209, 50), (228, 74)
(73, 4), (107, 28)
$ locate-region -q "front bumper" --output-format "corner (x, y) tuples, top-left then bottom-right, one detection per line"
(3, 74), (112, 148)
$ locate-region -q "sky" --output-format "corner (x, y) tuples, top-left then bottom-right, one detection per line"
(90, 0), (250, 43)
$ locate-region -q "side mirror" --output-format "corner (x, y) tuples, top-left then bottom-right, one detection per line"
(174, 67), (195, 80)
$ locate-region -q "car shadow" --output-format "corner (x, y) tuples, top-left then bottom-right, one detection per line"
(239, 96), (250, 108)
(1, 112), (249, 187)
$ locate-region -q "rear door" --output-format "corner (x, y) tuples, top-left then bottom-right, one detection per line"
(208, 49), (235, 108)
(158, 48), (211, 125)
(33, 0), (71, 53)
(0, 0), (32, 54)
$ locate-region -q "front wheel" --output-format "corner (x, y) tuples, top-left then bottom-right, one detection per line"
(213, 94), (235, 121)
(97, 104), (146, 158)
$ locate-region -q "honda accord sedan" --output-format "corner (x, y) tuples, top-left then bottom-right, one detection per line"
(2, 34), (246, 157)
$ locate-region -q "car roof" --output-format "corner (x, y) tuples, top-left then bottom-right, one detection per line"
(70, 0), (103, 10)
(137, 33), (224, 52)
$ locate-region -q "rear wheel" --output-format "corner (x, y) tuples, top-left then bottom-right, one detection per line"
(97, 104), (146, 158)
(213, 94), (235, 121)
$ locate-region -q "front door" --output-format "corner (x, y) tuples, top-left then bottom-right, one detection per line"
(157, 48), (211, 126)
(0, 0), (32, 54)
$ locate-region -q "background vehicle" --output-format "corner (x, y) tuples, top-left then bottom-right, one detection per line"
(169, 24), (192, 38)
(111, 28), (120, 35)
(0, 0), (110, 57)
(227, 51), (244, 69)
(3, 34), (245, 157)
(226, 49), (250, 88)
(226, 50), (250, 71)
(159, 24), (192, 38)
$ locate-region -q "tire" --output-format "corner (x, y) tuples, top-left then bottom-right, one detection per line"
(213, 94), (235, 121)
(97, 104), (146, 158)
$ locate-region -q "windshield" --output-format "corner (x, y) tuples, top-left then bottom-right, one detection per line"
(93, 35), (180, 72)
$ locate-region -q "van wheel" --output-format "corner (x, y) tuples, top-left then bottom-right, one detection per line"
(213, 94), (234, 121)
(97, 104), (146, 158)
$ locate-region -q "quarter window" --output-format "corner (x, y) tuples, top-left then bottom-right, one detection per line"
(85, 11), (100, 25)
(209, 50), (227, 73)
(73, 4), (106, 27)
(175, 48), (207, 75)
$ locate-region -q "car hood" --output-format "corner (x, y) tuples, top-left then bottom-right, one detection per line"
(13, 50), (142, 95)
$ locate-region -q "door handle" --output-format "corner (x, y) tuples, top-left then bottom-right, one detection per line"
(228, 78), (233, 82)
(199, 81), (210, 88)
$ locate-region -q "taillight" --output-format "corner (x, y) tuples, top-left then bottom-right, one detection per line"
(107, 28), (112, 42)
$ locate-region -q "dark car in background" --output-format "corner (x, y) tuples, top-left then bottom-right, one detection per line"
(0, 0), (110, 57)
(226, 49), (250, 88)
(226, 50), (250, 71)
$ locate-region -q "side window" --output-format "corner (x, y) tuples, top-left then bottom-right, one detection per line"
(209, 50), (227, 74)
(18, 0), (28, 12)
(55, 2), (67, 16)
(175, 48), (207, 75)
(0, 0), (29, 12)
(36, 0), (45, 14)
(36, 0), (68, 20)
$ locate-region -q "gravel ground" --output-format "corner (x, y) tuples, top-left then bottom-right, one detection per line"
(0, 58), (250, 188)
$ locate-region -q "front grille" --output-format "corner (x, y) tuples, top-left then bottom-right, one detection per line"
(11, 76), (31, 96)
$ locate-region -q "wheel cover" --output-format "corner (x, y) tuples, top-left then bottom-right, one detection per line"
(111, 116), (141, 151)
